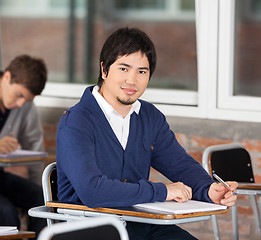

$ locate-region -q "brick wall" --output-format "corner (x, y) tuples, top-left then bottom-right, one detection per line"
(166, 116), (261, 240)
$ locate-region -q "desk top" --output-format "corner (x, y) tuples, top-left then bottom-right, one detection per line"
(0, 155), (55, 166)
(238, 183), (261, 190)
(0, 231), (35, 240)
(46, 201), (228, 220)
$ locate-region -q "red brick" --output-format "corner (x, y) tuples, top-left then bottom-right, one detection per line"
(256, 158), (261, 172)
(254, 174), (261, 183)
(237, 206), (253, 216)
(238, 220), (251, 235)
(44, 138), (56, 149)
(218, 219), (233, 233)
(191, 136), (232, 149)
(175, 133), (189, 147)
(240, 139), (261, 152)
(42, 124), (57, 135)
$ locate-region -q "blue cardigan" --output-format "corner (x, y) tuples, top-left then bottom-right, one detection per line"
(56, 86), (214, 208)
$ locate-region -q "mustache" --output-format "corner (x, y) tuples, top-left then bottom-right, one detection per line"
(120, 84), (138, 91)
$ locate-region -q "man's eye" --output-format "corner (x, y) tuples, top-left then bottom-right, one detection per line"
(120, 67), (127, 72)
(139, 70), (147, 74)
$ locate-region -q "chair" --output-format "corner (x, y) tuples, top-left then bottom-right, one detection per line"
(29, 162), (226, 232)
(42, 162), (58, 203)
(41, 162), (58, 225)
(37, 217), (129, 240)
(202, 143), (261, 240)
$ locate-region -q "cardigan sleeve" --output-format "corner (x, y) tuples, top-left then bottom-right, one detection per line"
(150, 109), (214, 202)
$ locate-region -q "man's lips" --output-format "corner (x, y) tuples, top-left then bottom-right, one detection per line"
(122, 88), (137, 95)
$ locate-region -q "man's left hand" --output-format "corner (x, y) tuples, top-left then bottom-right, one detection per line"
(208, 181), (238, 206)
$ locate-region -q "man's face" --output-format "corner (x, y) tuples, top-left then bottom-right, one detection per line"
(1, 72), (34, 109)
(100, 51), (150, 109)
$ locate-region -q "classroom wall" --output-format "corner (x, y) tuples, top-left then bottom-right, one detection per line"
(14, 106), (261, 239)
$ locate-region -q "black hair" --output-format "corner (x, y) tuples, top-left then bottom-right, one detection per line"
(97, 27), (156, 88)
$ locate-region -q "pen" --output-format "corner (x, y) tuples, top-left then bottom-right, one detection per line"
(213, 173), (237, 195)
(8, 125), (13, 136)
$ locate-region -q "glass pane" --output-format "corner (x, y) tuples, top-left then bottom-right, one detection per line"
(101, 0), (197, 90)
(0, 0), (197, 91)
(234, 0), (261, 97)
(180, 0), (195, 11)
(114, 0), (165, 10)
(0, 0), (86, 83)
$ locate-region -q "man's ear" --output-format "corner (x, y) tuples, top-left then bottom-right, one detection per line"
(3, 71), (11, 83)
(100, 62), (107, 79)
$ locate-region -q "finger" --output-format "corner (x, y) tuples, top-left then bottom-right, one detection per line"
(226, 181), (238, 191)
(221, 193), (237, 205)
(212, 182), (226, 192)
(174, 195), (187, 203)
(185, 185), (192, 199)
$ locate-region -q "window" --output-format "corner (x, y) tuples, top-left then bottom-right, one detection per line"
(0, 0), (198, 107)
(217, 0), (261, 121)
(1, 0), (261, 122)
(107, 0), (195, 21)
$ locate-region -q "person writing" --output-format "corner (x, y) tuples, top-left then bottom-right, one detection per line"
(0, 55), (47, 238)
(56, 28), (238, 240)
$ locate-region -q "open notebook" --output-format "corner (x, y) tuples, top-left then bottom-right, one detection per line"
(134, 200), (227, 214)
(0, 149), (48, 159)
(0, 226), (18, 235)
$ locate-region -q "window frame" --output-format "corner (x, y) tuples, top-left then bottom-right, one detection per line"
(0, 0), (86, 18)
(33, 0), (261, 123)
(105, 0), (195, 21)
(217, 0), (261, 121)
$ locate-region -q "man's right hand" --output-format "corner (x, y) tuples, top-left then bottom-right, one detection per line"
(0, 136), (20, 154)
(165, 182), (192, 202)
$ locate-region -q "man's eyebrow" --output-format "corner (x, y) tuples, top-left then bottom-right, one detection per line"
(117, 63), (130, 68)
(117, 63), (149, 70)
(138, 67), (149, 70)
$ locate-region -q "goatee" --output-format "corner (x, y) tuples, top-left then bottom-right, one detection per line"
(117, 97), (135, 105)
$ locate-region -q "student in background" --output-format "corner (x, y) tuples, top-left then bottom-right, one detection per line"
(0, 55), (47, 238)
(56, 28), (238, 240)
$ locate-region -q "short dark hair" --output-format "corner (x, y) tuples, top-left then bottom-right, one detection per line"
(97, 27), (157, 88)
(4, 55), (47, 95)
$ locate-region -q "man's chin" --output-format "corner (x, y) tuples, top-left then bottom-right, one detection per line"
(5, 105), (14, 110)
(117, 97), (135, 106)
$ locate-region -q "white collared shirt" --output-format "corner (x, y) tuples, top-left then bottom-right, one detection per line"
(92, 86), (141, 149)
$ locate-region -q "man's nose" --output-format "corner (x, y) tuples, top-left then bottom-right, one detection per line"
(125, 72), (136, 85)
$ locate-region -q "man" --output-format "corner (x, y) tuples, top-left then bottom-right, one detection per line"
(56, 28), (237, 240)
(0, 55), (47, 238)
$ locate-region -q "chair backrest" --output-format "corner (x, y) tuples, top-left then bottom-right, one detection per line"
(37, 217), (129, 240)
(202, 143), (255, 183)
(42, 162), (58, 204)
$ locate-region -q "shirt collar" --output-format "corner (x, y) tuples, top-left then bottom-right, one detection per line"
(92, 85), (141, 120)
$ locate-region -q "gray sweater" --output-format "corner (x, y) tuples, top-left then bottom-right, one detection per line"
(0, 101), (44, 185)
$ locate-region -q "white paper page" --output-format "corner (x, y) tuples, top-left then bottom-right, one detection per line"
(134, 200), (227, 214)
(0, 149), (48, 158)
(0, 226), (18, 234)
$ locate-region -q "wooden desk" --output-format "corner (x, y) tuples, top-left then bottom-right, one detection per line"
(0, 155), (55, 167)
(46, 201), (228, 225)
(238, 183), (261, 190)
(0, 231), (35, 239)
(237, 183), (261, 195)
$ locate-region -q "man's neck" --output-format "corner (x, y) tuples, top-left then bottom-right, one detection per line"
(98, 90), (132, 119)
